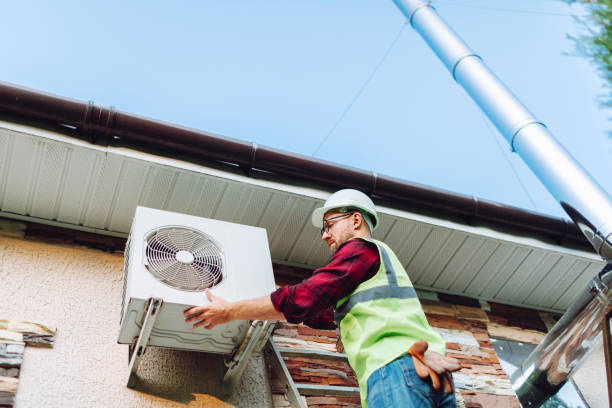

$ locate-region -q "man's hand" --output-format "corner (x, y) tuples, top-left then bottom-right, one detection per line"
(408, 339), (460, 394)
(184, 289), (232, 329)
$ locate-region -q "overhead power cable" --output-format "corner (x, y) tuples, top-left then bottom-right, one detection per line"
(434, 0), (574, 17)
(312, 21), (408, 157)
(478, 111), (540, 211)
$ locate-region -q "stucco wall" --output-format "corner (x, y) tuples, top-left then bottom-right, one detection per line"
(573, 340), (609, 408)
(0, 236), (271, 408)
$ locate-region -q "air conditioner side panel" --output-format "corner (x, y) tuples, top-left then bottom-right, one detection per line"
(118, 298), (248, 354)
(204, 222), (277, 302)
(119, 207), (277, 354)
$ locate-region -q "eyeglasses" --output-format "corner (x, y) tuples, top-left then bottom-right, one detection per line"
(320, 213), (354, 236)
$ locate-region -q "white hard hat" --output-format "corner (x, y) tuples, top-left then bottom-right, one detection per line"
(311, 189), (379, 231)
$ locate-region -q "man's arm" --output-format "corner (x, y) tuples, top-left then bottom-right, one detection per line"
(185, 240), (378, 329)
(184, 289), (285, 329)
(271, 239), (379, 324)
(302, 307), (335, 330)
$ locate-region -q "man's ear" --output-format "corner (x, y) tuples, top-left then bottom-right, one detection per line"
(353, 212), (363, 230)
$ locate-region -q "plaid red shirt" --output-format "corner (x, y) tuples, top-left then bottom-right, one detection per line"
(270, 238), (380, 329)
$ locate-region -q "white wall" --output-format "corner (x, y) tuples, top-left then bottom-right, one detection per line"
(573, 340), (609, 408)
(0, 236), (271, 408)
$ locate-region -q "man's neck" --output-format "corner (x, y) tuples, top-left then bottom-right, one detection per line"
(350, 231), (372, 240)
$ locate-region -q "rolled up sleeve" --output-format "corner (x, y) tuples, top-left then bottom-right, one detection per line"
(270, 238), (379, 328)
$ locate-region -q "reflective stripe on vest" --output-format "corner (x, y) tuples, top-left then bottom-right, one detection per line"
(333, 238), (447, 408)
(333, 243), (417, 326)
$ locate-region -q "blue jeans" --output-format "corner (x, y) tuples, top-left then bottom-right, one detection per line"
(366, 354), (457, 407)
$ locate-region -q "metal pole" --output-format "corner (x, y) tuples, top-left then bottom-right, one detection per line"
(604, 311), (612, 408)
(391, 1), (612, 406)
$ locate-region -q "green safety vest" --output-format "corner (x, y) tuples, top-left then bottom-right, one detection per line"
(334, 238), (446, 407)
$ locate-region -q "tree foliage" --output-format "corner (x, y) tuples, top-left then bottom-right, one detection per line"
(570, 0), (612, 110)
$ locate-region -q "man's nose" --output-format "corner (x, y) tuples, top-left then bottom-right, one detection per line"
(321, 230), (330, 240)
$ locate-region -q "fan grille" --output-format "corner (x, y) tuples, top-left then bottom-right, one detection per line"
(144, 226), (225, 291)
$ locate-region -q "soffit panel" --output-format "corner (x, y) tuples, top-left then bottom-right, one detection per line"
(406, 226), (453, 282)
(448, 239), (500, 294)
(523, 255), (575, 308)
(140, 167), (178, 211)
(495, 249), (549, 302)
(30, 142), (69, 220)
(286, 200), (327, 265)
(2, 134), (39, 214)
(107, 160), (150, 232)
(462, 242), (512, 297)
(56, 148), (99, 225)
(542, 259), (591, 310)
(391, 221), (429, 271)
(212, 182), (249, 223)
(235, 188), (272, 227)
(0, 132), (10, 207)
(371, 214), (396, 242)
(192, 178), (228, 219)
(0, 123), (605, 313)
(552, 262), (602, 311)
(165, 172), (205, 216)
(479, 246), (532, 300)
(269, 197), (310, 261)
(514, 253), (563, 305)
(425, 233), (482, 289)
(83, 153), (124, 229)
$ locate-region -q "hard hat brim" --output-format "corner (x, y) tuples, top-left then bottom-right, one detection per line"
(311, 206), (327, 229)
(311, 205), (379, 230)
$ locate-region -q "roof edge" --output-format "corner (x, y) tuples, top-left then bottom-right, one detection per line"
(0, 81), (590, 251)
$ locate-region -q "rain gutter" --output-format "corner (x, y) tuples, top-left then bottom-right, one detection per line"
(0, 80), (590, 251)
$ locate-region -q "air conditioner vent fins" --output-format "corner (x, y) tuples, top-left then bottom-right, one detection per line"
(144, 226), (224, 291)
(120, 236), (131, 322)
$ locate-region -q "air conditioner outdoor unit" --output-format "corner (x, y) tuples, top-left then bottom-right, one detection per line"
(117, 206), (277, 356)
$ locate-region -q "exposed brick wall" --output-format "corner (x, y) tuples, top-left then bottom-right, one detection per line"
(0, 322), (56, 407)
(270, 275), (558, 408)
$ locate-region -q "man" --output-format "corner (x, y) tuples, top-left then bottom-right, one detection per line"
(184, 189), (459, 407)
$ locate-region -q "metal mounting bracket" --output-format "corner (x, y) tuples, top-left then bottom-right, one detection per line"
(127, 297), (163, 388)
(222, 320), (275, 396)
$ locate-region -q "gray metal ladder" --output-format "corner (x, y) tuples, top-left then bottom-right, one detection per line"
(125, 303), (358, 406)
(264, 337), (360, 408)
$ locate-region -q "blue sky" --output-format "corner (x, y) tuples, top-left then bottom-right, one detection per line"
(2, 0), (610, 218)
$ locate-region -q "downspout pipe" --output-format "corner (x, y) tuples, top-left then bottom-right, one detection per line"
(391, 0), (612, 405)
